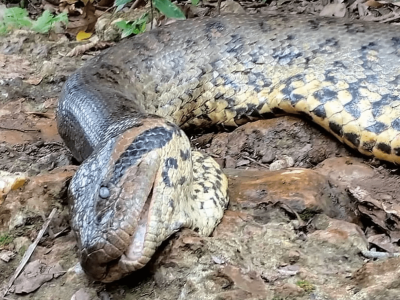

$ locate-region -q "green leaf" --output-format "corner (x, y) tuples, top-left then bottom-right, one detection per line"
(4, 7), (32, 29)
(31, 10), (54, 33)
(191, 0), (200, 5)
(53, 12), (69, 24)
(115, 13), (148, 38)
(114, 0), (132, 11)
(153, 0), (186, 19)
(31, 10), (68, 33)
(5, 7), (29, 19)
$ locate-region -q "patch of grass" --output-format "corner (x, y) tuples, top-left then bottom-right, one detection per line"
(296, 280), (315, 293)
(18, 245), (27, 256)
(0, 233), (13, 247)
(299, 208), (316, 222)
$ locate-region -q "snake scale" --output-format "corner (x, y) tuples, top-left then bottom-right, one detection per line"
(57, 13), (400, 282)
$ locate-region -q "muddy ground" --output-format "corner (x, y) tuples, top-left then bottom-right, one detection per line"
(2, 2), (400, 300)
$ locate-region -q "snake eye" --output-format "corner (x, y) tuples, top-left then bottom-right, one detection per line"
(99, 186), (110, 199)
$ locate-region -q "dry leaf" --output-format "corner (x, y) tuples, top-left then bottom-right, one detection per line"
(366, 0), (384, 8)
(76, 31), (92, 41)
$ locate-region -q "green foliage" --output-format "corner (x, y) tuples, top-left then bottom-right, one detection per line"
(153, 0), (185, 19)
(115, 13), (148, 38)
(31, 10), (68, 33)
(191, 0), (200, 5)
(296, 280), (315, 293)
(0, 234), (13, 246)
(0, 7), (32, 33)
(0, 7), (68, 34)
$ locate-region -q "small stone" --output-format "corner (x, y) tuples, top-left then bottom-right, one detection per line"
(275, 282), (304, 298)
(261, 152), (275, 163)
(269, 155), (294, 171)
(0, 250), (16, 262)
(225, 156), (236, 168)
(285, 250), (301, 264)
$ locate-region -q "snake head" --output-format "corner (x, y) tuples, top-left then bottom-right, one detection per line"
(69, 120), (194, 282)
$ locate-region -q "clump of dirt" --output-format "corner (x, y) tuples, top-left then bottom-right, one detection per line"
(0, 141), (71, 176)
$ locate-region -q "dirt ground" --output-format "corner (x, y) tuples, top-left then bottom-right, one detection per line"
(2, 1), (400, 299)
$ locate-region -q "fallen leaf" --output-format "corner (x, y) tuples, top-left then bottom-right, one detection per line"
(13, 260), (65, 294)
(76, 31), (92, 41)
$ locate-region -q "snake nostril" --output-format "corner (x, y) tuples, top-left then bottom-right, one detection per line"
(99, 186), (110, 199)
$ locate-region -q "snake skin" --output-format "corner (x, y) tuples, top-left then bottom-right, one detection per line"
(58, 13), (400, 282)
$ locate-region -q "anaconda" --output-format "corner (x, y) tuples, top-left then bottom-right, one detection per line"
(57, 13), (400, 282)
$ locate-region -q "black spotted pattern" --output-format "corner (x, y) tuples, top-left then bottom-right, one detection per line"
(110, 126), (175, 184)
(162, 157), (178, 187)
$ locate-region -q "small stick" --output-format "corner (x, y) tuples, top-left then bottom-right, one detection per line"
(241, 155), (269, 168)
(361, 249), (400, 259)
(128, 0), (144, 11)
(0, 126), (40, 133)
(150, 0), (154, 30)
(2, 208), (57, 298)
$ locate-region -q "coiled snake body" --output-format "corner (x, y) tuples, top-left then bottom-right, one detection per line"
(57, 13), (400, 282)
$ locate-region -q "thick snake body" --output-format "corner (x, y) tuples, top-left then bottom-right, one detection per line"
(57, 13), (400, 282)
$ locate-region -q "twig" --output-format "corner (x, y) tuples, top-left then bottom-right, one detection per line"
(24, 112), (54, 119)
(150, 0), (154, 30)
(0, 126), (40, 133)
(2, 208), (57, 298)
(241, 155), (269, 168)
(361, 249), (400, 259)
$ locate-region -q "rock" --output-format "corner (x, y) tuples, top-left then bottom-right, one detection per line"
(352, 257), (400, 299)
(0, 250), (15, 262)
(206, 117), (350, 169)
(308, 214), (369, 255)
(274, 282), (305, 298)
(316, 157), (375, 185)
(224, 168), (356, 222)
(71, 288), (99, 300)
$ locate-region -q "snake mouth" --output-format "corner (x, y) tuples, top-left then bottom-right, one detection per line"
(93, 186), (155, 283)
(77, 147), (163, 282)
(123, 186), (153, 265)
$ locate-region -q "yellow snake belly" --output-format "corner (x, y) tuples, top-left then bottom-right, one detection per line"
(57, 13), (400, 282)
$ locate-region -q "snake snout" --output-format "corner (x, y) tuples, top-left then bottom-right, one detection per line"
(79, 147), (162, 281)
